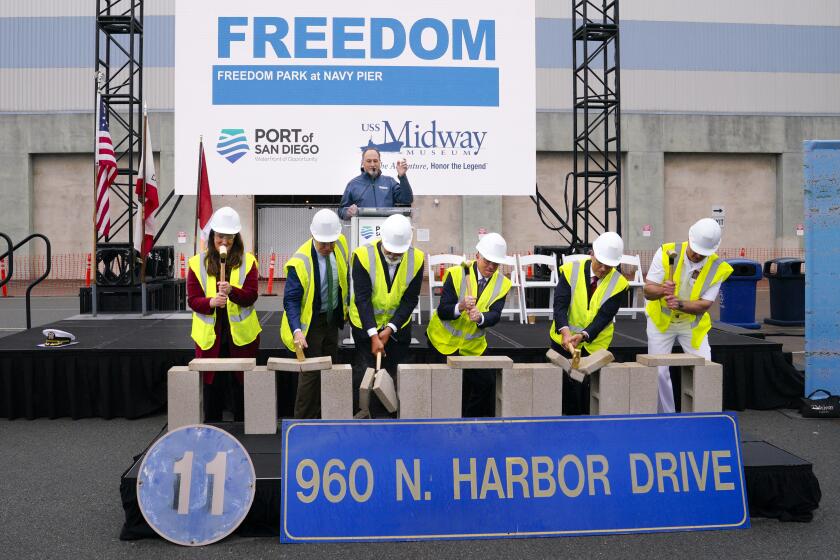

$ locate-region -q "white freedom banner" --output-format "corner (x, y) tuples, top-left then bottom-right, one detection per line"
(174, 0), (535, 196)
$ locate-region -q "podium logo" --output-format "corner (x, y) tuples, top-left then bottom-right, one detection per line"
(360, 225), (378, 241)
(217, 129), (249, 163)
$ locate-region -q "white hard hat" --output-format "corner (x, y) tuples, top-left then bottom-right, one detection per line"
(310, 209), (342, 243)
(688, 218), (722, 256)
(380, 214), (413, 253)
(208, 206), (241, 235)
(592, 231), (624, 267)
(475, 232), (508, 264)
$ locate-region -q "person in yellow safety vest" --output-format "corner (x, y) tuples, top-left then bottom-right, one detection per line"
(426, 232), (511, 417)
(187, 206), (261, 422)
(644, 218), (733, 413)
(280, 209), (349, 419)
(549, 232), (629, 414)
(348, 214), (424, 418)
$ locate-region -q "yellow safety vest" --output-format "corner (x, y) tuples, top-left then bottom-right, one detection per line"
(348, 240), (424, 330)
(189, 252), (262, 350)
(549, 257), (628, 353)
(426, 263), (511, 356)
(646, 241), (733, 349)
(280, 235), (350, 351)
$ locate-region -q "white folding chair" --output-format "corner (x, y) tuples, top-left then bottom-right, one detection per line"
(500, 255), (525, 323)
(426, 254), (466, 318)
(616, 254), (645, 319)
(518, 253), (559, 321)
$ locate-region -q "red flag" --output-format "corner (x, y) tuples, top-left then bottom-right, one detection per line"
(197, 142), (214, 241)
(95, 93), (117, 238)
(134, 112), (159, 257)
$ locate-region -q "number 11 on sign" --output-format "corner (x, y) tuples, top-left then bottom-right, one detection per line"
(173, 451), (227, 515)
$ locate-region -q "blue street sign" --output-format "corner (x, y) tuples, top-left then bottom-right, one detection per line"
(281, 414), (749, 542)
(137, 424), (256, 546)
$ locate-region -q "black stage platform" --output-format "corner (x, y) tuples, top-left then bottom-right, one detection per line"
(118, 422), (822, 540)
(0, 314), (804, 419)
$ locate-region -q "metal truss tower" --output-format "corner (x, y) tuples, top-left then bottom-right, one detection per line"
(95, 0), (144, 276)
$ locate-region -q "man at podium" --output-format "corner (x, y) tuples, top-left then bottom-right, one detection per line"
(338, 146), (414, 219)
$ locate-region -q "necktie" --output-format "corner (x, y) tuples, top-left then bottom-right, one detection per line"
(477, 277), (487, 297)
(589, 276), (598, 301)
(326, 254), (336, 319)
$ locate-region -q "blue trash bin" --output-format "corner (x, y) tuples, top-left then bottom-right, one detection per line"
(719, 259), (762, 329)
(763, 257), (805, 326)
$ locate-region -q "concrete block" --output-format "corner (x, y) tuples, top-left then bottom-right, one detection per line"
(545, 349), (571, 372)
(167, 366), (202, 431)
(495, 366), (533, 418)
(397, 365), (432, 419)
(447, 355), (513, 370)
(244, 366), (277, 434)
(373, 370), (399, 413)
(591, 364), (630, 415)
(635, 353), (705, 367)
(321, 364), (353, 419)
(266, 356), (332, 373)
(576, 349), (615, 374)
(682, 360), (723, 412)
(299, 356), (333, 372)
(569, 369), (586, 383)
(627, 363), (659, 414)
(430, 364), (461, 418)
(188, 357), (256, 371)
(531, 363), (563, 416)
(359, 367), (375, 412)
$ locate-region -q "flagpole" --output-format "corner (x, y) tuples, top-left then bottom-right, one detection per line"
(194, 136), (202, 256)
(92, 78), (102, 317)
(139, 106), (149, 312)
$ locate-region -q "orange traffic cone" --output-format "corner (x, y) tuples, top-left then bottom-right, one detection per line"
(1, 259), (7, 297)
(179, 253), (186, 279)
(84, 253), (92, 288)
(264, 252), (277, 296)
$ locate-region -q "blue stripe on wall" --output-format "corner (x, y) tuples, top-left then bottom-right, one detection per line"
(2, 16), (839, 74)
(0, 16), (173, 68)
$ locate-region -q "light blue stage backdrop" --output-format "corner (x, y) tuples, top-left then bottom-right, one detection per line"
(804, 140), (840, 396)
(281, 414), (749, 543)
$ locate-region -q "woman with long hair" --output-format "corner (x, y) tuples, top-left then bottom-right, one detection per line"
(186, 206), (261, 421)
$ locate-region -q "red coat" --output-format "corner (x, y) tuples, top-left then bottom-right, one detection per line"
(187, 262), (260, 384)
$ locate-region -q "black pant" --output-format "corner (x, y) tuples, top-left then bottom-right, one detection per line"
(203, 338), (245, 422)
(426, 336), (496, 418)
(293, 312), (340, 419)
(351, 324), (412, 418)
(550, 340), (591, 415)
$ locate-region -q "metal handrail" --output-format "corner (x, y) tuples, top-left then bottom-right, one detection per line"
(0, 233), (52, 329)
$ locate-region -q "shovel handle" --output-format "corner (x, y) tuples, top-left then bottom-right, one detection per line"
(376, 351), (382, 371)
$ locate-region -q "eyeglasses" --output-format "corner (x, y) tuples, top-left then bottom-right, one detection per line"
(216, 234), (235, 241)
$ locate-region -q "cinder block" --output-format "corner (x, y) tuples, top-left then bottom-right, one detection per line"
(531, 363), (563, 416)
(576, 349), (615, 374)
(431, 364), (462, 418)
(627, 363), (659, 414)
(591, 364), (630, 415)
(635, 353), (705, 367)
(495, 366), (533, 418)
(299, 356), (333, 372)
(244, 366), (277, 434)
(266, 356), (332, 373)
(397, 365), (432, 418)
(373, 370), (399, 413)
(682, 360), (723, 412)
(321, 364), (353, 419)
(359, 367), (375, 412)
(168, 366), (202, 431)
(569, 369), (586, 383)
(188, 357), (256, 371)
(545, 349), (571, 372)
(447, 355), (513, 370)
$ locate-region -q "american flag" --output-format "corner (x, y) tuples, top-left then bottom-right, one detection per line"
(95, 94), (117, 238)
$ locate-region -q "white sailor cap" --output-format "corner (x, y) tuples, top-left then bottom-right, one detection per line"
(42, 328), (76, 347)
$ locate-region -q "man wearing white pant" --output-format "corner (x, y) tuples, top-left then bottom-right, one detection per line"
(643, 219), (733, 412)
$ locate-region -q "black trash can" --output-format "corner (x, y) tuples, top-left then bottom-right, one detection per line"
(719, 259), (762, 329)
(763, 258), (805, 326)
